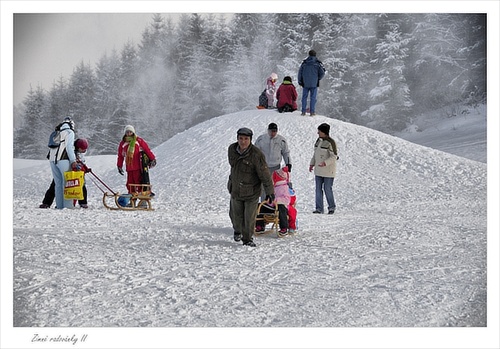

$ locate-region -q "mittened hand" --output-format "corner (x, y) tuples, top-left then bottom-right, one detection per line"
(71, 162), (82, 171)
(118, 167), (124, 175)
(149, 159), (157, 168)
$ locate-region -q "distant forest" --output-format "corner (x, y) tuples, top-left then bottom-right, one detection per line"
(14, 13), (486, 158)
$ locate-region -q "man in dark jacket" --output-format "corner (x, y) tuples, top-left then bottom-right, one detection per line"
(228, 127), (275, 247)
(298, 49), (326, 116)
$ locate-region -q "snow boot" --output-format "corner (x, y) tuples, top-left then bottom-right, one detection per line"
(234, 232), (242, 242)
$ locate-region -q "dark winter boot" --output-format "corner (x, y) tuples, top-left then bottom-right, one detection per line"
(234, 232), (242, 242)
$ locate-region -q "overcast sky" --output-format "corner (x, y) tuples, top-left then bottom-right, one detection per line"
(13, 13), (158, 105)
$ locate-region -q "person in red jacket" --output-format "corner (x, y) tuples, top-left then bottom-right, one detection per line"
(276, 76), (298, 113)
(117, 125), (157, 194)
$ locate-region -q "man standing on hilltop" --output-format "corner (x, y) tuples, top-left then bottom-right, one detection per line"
(298, 49), (326, 116)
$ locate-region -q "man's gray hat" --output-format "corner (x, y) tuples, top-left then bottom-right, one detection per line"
(237, 127), (253, 137)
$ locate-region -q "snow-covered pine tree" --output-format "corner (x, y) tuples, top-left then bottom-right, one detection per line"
(93, 50), (124, 153)
(15, 85), (50, 158)
(67, 61), (96, 133)
(362, 24), (413, 132)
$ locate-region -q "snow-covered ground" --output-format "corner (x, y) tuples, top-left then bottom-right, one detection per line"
(3, 109), (498, 349)
(394, 104), (487, 163)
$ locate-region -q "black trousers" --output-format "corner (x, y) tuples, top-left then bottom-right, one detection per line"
(42, 179), (87, 206)
(256, 203), (288, 230)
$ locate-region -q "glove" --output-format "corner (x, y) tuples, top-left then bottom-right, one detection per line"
(71, 162), (82, 171)
(287, 164), (292, 172)
(265, 194), (275, 203)
(149, 159), (157, 168)
(309, 165), (314, 172)
(81, 163), (91, 173)
(118, 167), (124, 175)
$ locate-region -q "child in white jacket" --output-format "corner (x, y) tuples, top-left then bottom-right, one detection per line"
(265, 73), (278, 108)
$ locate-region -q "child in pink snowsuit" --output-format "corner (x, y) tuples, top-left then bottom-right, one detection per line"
(266, 73), (278, 108)
(272, 167), (291, 235)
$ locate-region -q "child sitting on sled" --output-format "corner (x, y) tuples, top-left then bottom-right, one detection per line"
(255, 166), (292, 237)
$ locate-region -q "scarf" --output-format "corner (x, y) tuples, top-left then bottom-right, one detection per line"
(125, 135), (137, 166)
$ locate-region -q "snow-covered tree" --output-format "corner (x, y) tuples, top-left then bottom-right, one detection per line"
(362, 24), (413, 132)
(67, 61), (96, 128)
(14, 85), (50, 158)
(134, 13), (177, 145)
(47, 76), (69, 125)
(13, 13), (487, 158)
(92, 50), (123, 153)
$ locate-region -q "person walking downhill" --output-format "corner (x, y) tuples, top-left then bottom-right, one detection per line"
(228, 127), (275, 247)
(47, 117), (77, 209)
(254, 122), (292, 201)
(298, 49), (326, 116)
(309, 123), (338, 214)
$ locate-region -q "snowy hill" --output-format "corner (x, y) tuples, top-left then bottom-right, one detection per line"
(394, 104), (487, 163)
(8, 110), (489, 347)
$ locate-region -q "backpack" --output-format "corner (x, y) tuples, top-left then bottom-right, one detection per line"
(48, 123), (64, 148)
(258, 89), (268, 108)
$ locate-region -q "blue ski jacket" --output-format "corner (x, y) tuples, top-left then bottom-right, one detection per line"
(298, 56), (326, 88)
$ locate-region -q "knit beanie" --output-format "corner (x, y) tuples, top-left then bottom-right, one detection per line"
(272, 166), (289, 185)
(268, 123), (278, 131)
(283, 76), (292, 83)
(124, 125), (136, 135)
(318, 123), (330, 135)
(309, 49), (317, 57)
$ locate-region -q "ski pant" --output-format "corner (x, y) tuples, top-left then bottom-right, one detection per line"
(42, 179), (87, 206)
(126, 169), (143, 193)
(266, 91), (276, 108)
(229, 196), (259, 244)
(315, 176), (336, 213)
(50, 159), (73, 209)
(301, 87), (318, 114)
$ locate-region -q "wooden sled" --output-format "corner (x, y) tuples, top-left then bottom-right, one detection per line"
(102, 184), (154, 211)
(255, 201), (279, 235)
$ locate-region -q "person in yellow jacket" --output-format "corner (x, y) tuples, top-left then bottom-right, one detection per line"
(309, 123), (338, 214)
